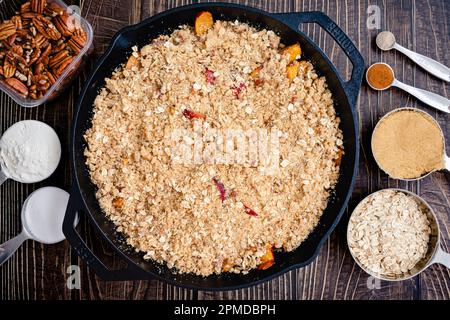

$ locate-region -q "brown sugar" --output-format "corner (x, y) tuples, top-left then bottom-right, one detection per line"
(367, 63), (394, 89)
(372, 109), (445, 179)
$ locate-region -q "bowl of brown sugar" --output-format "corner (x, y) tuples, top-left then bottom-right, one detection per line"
(371, 108), (449, 180)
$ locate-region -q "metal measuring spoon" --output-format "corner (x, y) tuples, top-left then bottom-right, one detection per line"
(347, 188), (450, 281)
(366, 63), (450, 114)
(376, 31), (450, 82)
(0, 120), (61, 186)
(0, 187), (73, 266)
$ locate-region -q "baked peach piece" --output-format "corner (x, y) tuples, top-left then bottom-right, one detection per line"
(195, 11), (214, 36)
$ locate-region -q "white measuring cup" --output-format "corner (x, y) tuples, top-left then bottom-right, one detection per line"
(371, 107), (449, 180)
(366, 63), (450, 114)
(0, 120), (61, 185)
(0, 187), (73, 266)
(347, 188), (450, 281)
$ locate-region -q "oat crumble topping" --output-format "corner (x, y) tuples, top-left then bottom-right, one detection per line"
(84, 19), (343, 276)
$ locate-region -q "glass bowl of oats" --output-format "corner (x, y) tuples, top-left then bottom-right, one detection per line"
(0, 0), (93, 107)
(347, 188), (449, 281)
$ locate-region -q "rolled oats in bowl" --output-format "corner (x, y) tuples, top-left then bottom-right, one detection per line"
(347, 189), (432, 277)
(84, 13), (344, 276)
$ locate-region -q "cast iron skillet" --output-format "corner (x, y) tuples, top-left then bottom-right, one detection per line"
(63, 2), (364, 290)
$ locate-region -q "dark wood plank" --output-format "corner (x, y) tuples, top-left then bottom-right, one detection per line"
(412, 0), (450, 300)
(1, 0), (449, 300)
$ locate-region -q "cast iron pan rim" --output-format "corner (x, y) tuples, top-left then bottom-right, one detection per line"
(71, 2), (360, 290)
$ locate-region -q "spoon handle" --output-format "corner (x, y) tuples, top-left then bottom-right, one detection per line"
(445, 154), (450, 172)
(394, 44), (450, 82)
(432, 247), (450, 269)
(0, 232), (28, 266)
(0, 169), (8, 186)
(392, 80), (450, 114)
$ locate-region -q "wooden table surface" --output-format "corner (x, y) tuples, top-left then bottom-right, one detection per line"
(1, 0), (449, 300)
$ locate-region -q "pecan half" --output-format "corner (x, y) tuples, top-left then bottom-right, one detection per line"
(36, 74), (50, 90)
(0, 22), (17, 41)
(31, 15), (47, 35)
(35, 43), (51, 64)
(53, 13), (75, 37)
(52, 41), (66, 53)
(28, 47), (41, 65)
(20, 2), (31, 13)
(11, 45), (23, 56)
(46, 70), (56, 85)
(3, 59), (16, 78)
(16, 61), (29, 75)
(54, 56), (73, 76)
(26, 70), (33, 86)
(11, 16), (23, 30)
(67, 36), (83, 54)
(34, 62), (44, 74)
(46, 25), (61, 41)
(40, 54), (49, 66)
(73, 29), (87, 42)
(30, 0), (46, 14)
(6, 34), (16, 47)
(44, 2), (64, 16)
(67, 30), (87, 54)
(49, 49), (69, 69)
(32, 15), (61, 41)
(22, 13), (40, 22)
(16, 28), (30, 38)
(5, 77), (28, 95)
(32, 33), (47, 48)
(7, 51), (27, 66)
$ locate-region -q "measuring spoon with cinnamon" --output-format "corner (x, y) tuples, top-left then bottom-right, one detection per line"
(366, 62), (450, 114)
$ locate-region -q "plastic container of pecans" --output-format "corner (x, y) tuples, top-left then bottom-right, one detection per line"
(0, 0), (93, 107)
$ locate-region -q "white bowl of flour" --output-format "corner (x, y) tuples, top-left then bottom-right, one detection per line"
(0, 120), (61, 184)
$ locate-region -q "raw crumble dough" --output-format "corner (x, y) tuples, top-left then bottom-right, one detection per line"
(84, 20), (343, 276)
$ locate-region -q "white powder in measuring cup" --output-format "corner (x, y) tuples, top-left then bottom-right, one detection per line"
(0, 120), (61, 183)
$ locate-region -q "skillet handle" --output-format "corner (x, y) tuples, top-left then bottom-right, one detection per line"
(272, 11), (364, 107)
(63, 185), (150, 281)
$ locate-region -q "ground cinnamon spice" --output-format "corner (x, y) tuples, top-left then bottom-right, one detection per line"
(372, 109), (445, 179)
(367, 63), (394, 89)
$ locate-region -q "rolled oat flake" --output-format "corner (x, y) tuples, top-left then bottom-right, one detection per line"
(0, 120), (61, 184)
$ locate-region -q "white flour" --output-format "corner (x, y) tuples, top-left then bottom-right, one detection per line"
(0, 120), (61, 183)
